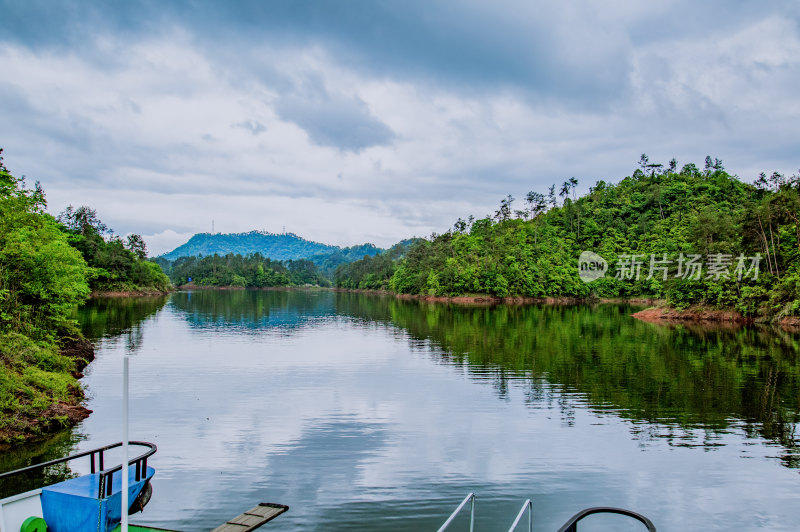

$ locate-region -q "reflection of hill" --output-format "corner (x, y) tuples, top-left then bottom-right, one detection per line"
(335, 293), (800, 468)
(0, 430), (81, 499)
(170, 289), (336, 331)
(75, 295), (169, 340)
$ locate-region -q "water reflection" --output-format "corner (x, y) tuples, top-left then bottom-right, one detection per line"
(73, 295), (168, 340)
(137, 290), (800, 471)
(335, 293), (800, 468)
(1, 297), (168, 497)
(3, 290), (798, 531)
(0, 431), (83, 499)
(170, 289), (336, 332)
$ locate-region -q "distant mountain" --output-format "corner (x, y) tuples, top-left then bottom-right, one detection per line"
(160, 231), (382, 263)
(310, 243), (384, 277)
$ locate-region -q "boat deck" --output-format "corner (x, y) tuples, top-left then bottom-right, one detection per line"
(210, 503), (289, 532)
(108, 503), (289, 532)
(110, 526), (177, 532)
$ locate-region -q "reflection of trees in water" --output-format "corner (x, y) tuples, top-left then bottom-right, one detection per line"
(74, 295), (169, 341)
(169, 289), (336, 331)
(74, 291), (799, 468)
(335, 292), (800, 467)
(126, 324), (145, 352)
(0, 430), (84, 498)
(11, 298), (171, 489)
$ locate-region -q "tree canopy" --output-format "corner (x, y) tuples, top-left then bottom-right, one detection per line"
(0, 148), (171, 443)
(336, 156), (800, 319)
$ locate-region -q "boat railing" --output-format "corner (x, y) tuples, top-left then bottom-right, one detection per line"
(439, 494), (655, 531)
(508, 498), (532, 532)
(555, 506), (656, 532)
(437, 492), (476, 532)
(0, 441), (157, 500)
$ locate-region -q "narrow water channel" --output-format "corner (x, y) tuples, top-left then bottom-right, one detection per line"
(3, 290), (799, 531)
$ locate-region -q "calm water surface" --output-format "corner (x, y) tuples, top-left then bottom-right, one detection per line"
(3, 290), (800, 531)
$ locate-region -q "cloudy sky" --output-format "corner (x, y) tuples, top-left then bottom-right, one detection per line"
(1, 1), (799, 255)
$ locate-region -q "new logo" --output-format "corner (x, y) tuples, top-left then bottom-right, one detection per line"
(578, 251), (608, 282)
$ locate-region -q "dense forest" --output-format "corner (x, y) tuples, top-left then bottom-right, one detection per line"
(155, 241), (388, 288)
(162, 254), (330, 287)
(1, 151), (89, 442)
(334, 239), (420, 290)
(157, 239), (420, 289)
(335, 156), (800, 320)
(308, 243), (385, 278)
(56, 206), (171, 293)
(0, 149), (170, 443)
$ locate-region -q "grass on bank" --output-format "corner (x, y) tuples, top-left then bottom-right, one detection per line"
(0, 332), (81, 443)
(0, 147), (173, 444)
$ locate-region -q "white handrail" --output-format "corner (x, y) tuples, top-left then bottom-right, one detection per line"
(437, 493), (476, 532)
(508, 499), (532, 532)
(122, 355), (129, 532)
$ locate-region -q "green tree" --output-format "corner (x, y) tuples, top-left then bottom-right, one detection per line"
(1, 163), (89, 339)
(126, 234), (148, 260)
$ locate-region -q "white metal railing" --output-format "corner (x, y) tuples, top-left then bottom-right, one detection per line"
(437, 495), (655, 531)
(508, 499), (532, 532)
(437, 493), (476, 532)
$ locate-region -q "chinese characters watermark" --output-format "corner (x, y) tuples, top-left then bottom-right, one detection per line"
(578, 252), (761, 283)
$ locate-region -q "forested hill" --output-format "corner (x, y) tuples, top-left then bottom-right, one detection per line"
(1, 147), (170, 443)
(335, 156), (800, 320)
(158, 239), (410, 288)
(161, 231), (381, 262)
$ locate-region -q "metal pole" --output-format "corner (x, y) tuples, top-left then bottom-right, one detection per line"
(437, 493), (475, 532)
(529, 499), (532, 532)
(469, 495), (475, 532)
(122, 356), (129, 532)
(508, 499), (533, 532)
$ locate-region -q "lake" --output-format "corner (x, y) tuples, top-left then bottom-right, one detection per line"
(2, 289), (799, 531)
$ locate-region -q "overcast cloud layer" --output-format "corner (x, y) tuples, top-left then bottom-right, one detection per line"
(1, 0), (799, 254)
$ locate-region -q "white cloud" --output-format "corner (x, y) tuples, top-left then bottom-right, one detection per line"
(627, 15), (800, 177)
(2, 6), (799, 256)
(631, 16), (800, 117)
(135, 229), (196, 257)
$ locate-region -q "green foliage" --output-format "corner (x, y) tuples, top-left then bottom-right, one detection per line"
(72, 294), (168, 339)
(336, 157), (800, 317)
(57, 206), (171, 292)
(0, 331), (81, 440)
(159, 233), (387, 282)
(310, 243), (384, 277)
(0, 164), (90, 340)
(0, 150), (100, 442)
(167, 253), (329, 288)
(0, 150), (171, 443)
(334, 239), (421, 290)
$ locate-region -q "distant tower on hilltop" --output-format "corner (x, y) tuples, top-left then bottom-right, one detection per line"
(282, 225), (286, 234)
(212, 220), (215, 234)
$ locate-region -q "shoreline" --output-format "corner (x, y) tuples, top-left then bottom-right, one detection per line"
(397, 293), (659, 306)
(174, 285), (800, 325)
(175, 283), (329, 291)
(91, 288), (173, 297)
(631, 306), (753, 324)
(129, 284), (800, 326)
(8, 288), (798, 447)
(334, 288), (800, 326)
(0, 336), (94, 448)
(333, 287), (659, 306)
